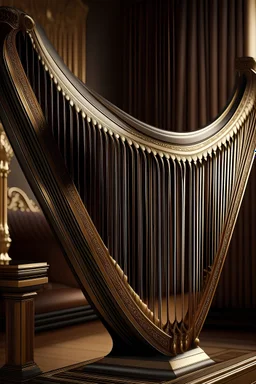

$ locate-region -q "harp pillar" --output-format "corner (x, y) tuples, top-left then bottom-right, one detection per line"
(0, 261), (48, 383)
(0, 122), (13, 263)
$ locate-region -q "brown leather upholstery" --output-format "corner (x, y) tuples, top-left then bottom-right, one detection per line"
(35, 283), (88, 314)
(4, 209), (91, 321)
(8, 209), (79, 287)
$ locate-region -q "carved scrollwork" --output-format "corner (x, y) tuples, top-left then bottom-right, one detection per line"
(7, 187), (40, 212)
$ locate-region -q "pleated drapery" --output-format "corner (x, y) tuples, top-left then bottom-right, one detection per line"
(122, 0), (256, 311)
(123, 0), (245, 132)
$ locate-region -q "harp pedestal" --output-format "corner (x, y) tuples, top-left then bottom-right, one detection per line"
(75, 347), (214, 380)
(31, 352), (256, 384)
(0, 261), (48, 383)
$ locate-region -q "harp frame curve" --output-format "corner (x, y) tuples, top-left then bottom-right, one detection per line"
(32, 23), (254, 159)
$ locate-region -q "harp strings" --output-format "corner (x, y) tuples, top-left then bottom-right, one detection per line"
(18, 32), (254, 334)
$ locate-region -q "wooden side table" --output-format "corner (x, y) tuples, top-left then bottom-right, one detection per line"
(0, 261), (48, 383)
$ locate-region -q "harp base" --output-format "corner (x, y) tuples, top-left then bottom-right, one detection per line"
(78, 347), (214, 380)
(32, 350), (256, 383)
(30, 352), (256, 383)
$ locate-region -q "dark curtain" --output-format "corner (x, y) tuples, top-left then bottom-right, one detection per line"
(122, 0), (245, 132)
(122, 0), (256, 310)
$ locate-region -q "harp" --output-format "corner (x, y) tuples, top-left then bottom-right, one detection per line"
(0, 6), (256, 383)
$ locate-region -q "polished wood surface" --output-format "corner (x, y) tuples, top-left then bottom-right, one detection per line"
(33, 354), (256, 384)
(30, 324), (256, 383)
(0, 321), (112, 373)
(1, 321), (255, 382)
(0, 291), (42, 382)
(1, 322), (256, 370)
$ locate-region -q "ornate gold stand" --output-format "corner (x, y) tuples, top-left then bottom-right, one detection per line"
(0, 122), (13, 263)
(0, 261), (48, 383)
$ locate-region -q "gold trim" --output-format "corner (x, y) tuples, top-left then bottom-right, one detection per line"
(4, 262), (47, 269)
(23, 14), (35, 31)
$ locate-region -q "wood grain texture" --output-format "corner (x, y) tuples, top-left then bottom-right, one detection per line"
(1, 321), (255, 373)
(6, 322), (251, 384)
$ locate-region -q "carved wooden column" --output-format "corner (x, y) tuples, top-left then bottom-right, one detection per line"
(0, 261), (48, 383)
(0, 122), (13, 263)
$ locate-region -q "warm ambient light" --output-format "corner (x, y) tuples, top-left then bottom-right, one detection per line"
(245, 0), (256, 57)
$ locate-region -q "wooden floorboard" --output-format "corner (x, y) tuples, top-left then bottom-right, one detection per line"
(0, 320), (256, 373)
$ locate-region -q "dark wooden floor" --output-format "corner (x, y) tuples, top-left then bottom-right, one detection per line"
(0, 320), (256, 373)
